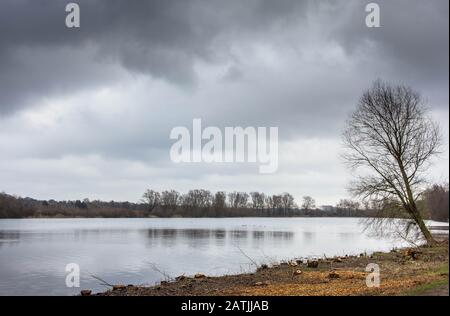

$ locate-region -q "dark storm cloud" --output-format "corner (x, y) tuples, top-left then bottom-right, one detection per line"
(1, 0), (448, 115)
(0, 0), (309, 114)
(0, 0), (447, 154)
(332, 0), (449, 101)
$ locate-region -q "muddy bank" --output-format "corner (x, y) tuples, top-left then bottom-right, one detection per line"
(88, 240), (448, 296)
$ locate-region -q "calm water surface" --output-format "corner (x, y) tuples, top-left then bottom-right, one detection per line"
(0, 217), (445, 295)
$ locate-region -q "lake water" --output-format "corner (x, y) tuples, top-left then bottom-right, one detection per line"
(0, 217), (446, 296)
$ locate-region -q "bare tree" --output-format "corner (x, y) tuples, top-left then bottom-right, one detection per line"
(265, 195), (274, 211)
(256, 193), (266, 210)
(160, 190), (180, 210)
(142, 189), (160, 214)
(228, 191), (249, 209)
(213, 191), (227, 210)
(336, 199), (360, 216)
(181, 189), (212, 209)
(250, 192), (259, 209)
(281, 193), (295, 212)
(422, 183), (449, 222)
(302, 196), (316, 210)
(227, 192), (239, 209)
(342, 80), (442, 245)
(336, 199), (360, 211)
(265, 194), (283, 215)
(250, 192), (266, 211)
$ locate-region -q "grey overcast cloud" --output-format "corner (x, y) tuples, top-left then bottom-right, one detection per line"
(0, 0), (448, 205)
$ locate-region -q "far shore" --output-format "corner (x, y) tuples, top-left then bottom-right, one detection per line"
(3, 216), (449, 222)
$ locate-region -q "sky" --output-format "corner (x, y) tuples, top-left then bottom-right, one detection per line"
(0, 0), (448, 205)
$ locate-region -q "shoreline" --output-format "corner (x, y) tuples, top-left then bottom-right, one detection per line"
(91, 239), (449, 296)
(2, 215), (389, 219)
(2, 217), (449, 223)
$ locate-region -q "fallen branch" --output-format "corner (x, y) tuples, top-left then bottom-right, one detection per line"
(90, 274), (113, 288)
(147, 262), (174, 282)
(235, 243), (258, 267)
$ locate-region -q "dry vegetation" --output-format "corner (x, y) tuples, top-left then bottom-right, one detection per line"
(94, 240), (448, 296)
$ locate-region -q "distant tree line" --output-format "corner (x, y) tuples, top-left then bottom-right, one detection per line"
(420, 183), (449, 222)
(0, 184), (447, 220)
(140, 190), (302, 217)
(0, 194), (147, 218)
(359, 183), (449, 223)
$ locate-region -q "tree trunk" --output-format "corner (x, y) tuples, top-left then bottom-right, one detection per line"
(398, 162), (436, 245)
(412, 207), (436, 245)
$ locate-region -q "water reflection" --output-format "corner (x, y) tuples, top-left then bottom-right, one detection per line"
(339, 232), (358, 241)
(144, 228), (294, 241)
(0, 231), (21, 247)
(0, 231), (21, 241)
(302, 231), (316, 242)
